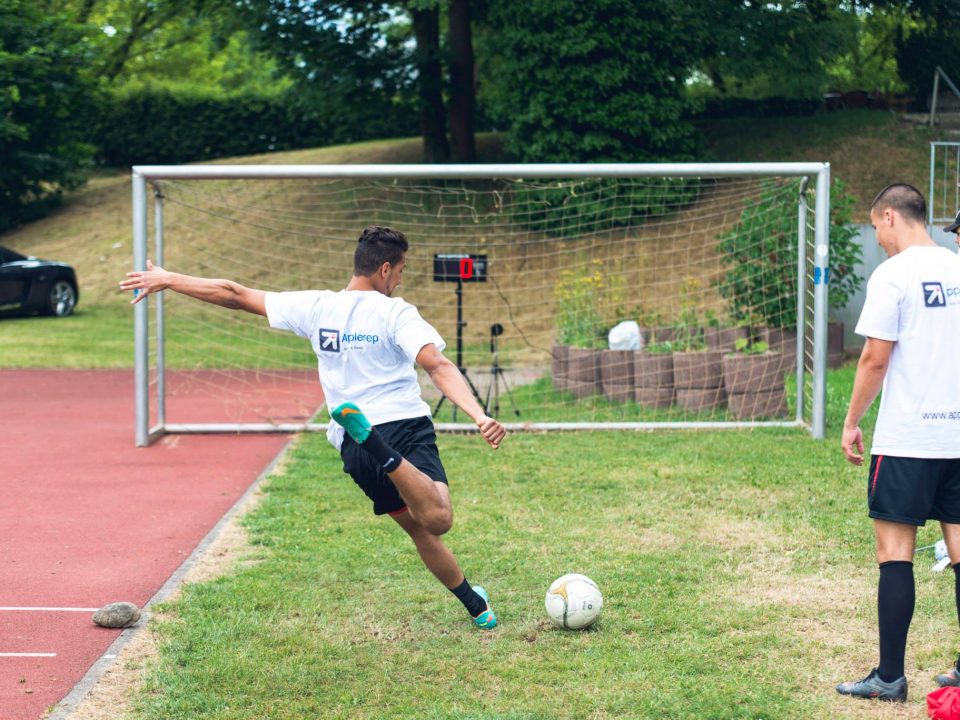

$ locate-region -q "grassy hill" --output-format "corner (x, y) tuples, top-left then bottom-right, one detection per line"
(697, 110), (938, 217)
(0, 111), (943, 369)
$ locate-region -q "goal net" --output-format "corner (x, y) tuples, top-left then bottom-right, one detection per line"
(131, 164), (831, 446)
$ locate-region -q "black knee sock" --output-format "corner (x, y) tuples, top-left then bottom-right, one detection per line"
(953, 563), (960, 671)
(877, 560), (915, 682)
(360, 428), (402, 473)
(449, 577), (487, 617)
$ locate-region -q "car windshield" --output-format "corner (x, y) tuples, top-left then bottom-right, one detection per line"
(0, 246), (27, 263)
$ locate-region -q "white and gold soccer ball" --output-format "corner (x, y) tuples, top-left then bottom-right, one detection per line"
(545, 573), (602, 629)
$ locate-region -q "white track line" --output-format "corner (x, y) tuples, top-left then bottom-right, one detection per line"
(0, 653), (57, 658)
(0, 607), (98, 612)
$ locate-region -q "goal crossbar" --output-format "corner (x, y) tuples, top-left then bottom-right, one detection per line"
(131, 162), (831, 447)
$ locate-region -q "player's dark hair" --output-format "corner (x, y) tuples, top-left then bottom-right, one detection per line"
(870, 184), (927, 225)
(354, 226), (409, 276)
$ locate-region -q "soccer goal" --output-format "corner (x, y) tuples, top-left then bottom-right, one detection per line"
(131, 163), (832, 447)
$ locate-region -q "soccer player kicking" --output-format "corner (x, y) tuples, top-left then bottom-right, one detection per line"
(837, 185), (960, 702)
(120, 226), (506, 629)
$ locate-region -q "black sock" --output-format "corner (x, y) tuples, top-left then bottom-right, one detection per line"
(877, 560), (914, 682)
(953, 563), (960, 671)
(449, 577), (487, 617)
(360, 428), (402, 473)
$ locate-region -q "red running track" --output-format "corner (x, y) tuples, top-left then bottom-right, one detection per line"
(0, 369), (324, 720)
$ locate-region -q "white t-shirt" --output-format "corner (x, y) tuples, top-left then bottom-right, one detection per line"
(265, 290), (445, 450)
(855, 245), (960, 458)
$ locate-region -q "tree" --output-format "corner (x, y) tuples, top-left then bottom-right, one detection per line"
(691, 0), (858, 99)
(447, 0), (475, 162)
(0, 0), (99, 230)
(52, 0), (290, 95)
(230, 1), (419, 146)
(882, 0), (960, 106)
(410, 2), (450, 161)
(407, 0), (477, 162)
(484, 0), (701, 162)
(231, 0), (480, 162)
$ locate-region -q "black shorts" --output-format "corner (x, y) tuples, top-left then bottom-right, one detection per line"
(340, 415), (448, 516)
(867, 454), (960, 526)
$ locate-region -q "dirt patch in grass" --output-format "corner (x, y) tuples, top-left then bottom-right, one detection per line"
(707, 510), (954, 719)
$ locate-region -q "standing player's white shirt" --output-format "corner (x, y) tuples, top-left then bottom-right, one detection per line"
(265, 290), (445, 450)
(855, 245), (960, 458)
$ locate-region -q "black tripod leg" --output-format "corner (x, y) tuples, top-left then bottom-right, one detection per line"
(483, 370), (494, 415)
(495, 368), (521, 417)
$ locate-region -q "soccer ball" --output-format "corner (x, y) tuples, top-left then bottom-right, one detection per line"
(545, 573), (602, 630)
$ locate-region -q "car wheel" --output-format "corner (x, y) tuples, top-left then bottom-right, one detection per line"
(46, 280), (77, 317)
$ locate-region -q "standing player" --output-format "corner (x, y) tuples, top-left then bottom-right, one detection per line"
(946, 208), (960, 248)
(120, 226), (506, 629)
(837, 185), (960, 702)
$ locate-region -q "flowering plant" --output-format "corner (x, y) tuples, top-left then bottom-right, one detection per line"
(553, 259), (619, 349)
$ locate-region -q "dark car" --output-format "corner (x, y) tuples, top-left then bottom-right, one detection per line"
(0, 245), (78, 317)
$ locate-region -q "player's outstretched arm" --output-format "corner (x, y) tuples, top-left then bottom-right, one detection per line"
(416, 344), (506, 449)
(120, 260), (267, 316)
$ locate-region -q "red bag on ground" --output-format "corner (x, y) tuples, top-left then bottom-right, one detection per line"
(928, 686), (960, 719)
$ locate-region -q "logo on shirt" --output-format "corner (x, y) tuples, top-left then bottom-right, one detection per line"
(317, 328), (381, 352)
(318, 328), (340, 352)
(923, 281), (946, 307)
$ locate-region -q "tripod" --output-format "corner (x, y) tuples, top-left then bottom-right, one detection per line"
(433, 278), (484, 420)
(483, 323), (521, 418)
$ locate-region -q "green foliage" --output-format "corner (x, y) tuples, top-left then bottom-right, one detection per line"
(827, 180), (863, 311)
(644, 341), (675, 354)
(692, 1), (858, 100)
(892, 1), (960, 106)
(670, 277), (706, 352)
(717, 179), (864, 328)
(553, 260), (608, 349)
(509, 178), (700, 237)
(231, 1), (419, 144)
(484, 0), (701, 163)
(88, 85), (415, 165)
(824, 5), (909, 94)
(733, 337), (770, 355)
(0, 0), (98, 230)
(553, 258), (631, 349)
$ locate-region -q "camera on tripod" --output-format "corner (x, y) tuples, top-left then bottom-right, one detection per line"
(484, 322), (520, 419)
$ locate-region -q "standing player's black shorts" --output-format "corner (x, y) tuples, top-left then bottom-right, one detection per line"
(340, 415), (448, 516)
(868, 455), (960, 525)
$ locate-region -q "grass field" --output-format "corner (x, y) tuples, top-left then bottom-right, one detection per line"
(120, 364), (958, 720)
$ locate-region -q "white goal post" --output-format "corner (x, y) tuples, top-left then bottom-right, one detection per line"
(131, 162), (831, 447)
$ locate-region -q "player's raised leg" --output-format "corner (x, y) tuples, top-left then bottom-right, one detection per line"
(391, 504), (497, 629)
(333, 401), (451, 535)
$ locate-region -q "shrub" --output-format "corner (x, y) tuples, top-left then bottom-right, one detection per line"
(508, 177), (700, 237)
(87, 85), (418, 166)
(485, 0), (702, 164)
(717, 178), (863, 328)
(553, 258), (628, 349)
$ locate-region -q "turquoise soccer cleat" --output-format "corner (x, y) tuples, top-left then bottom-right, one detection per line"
(471, 586), (497, 629)
(331, 402), (373, 443)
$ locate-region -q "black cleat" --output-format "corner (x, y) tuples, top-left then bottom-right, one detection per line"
(836, 668), (907, 702)
(936, 666), (960, 688)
